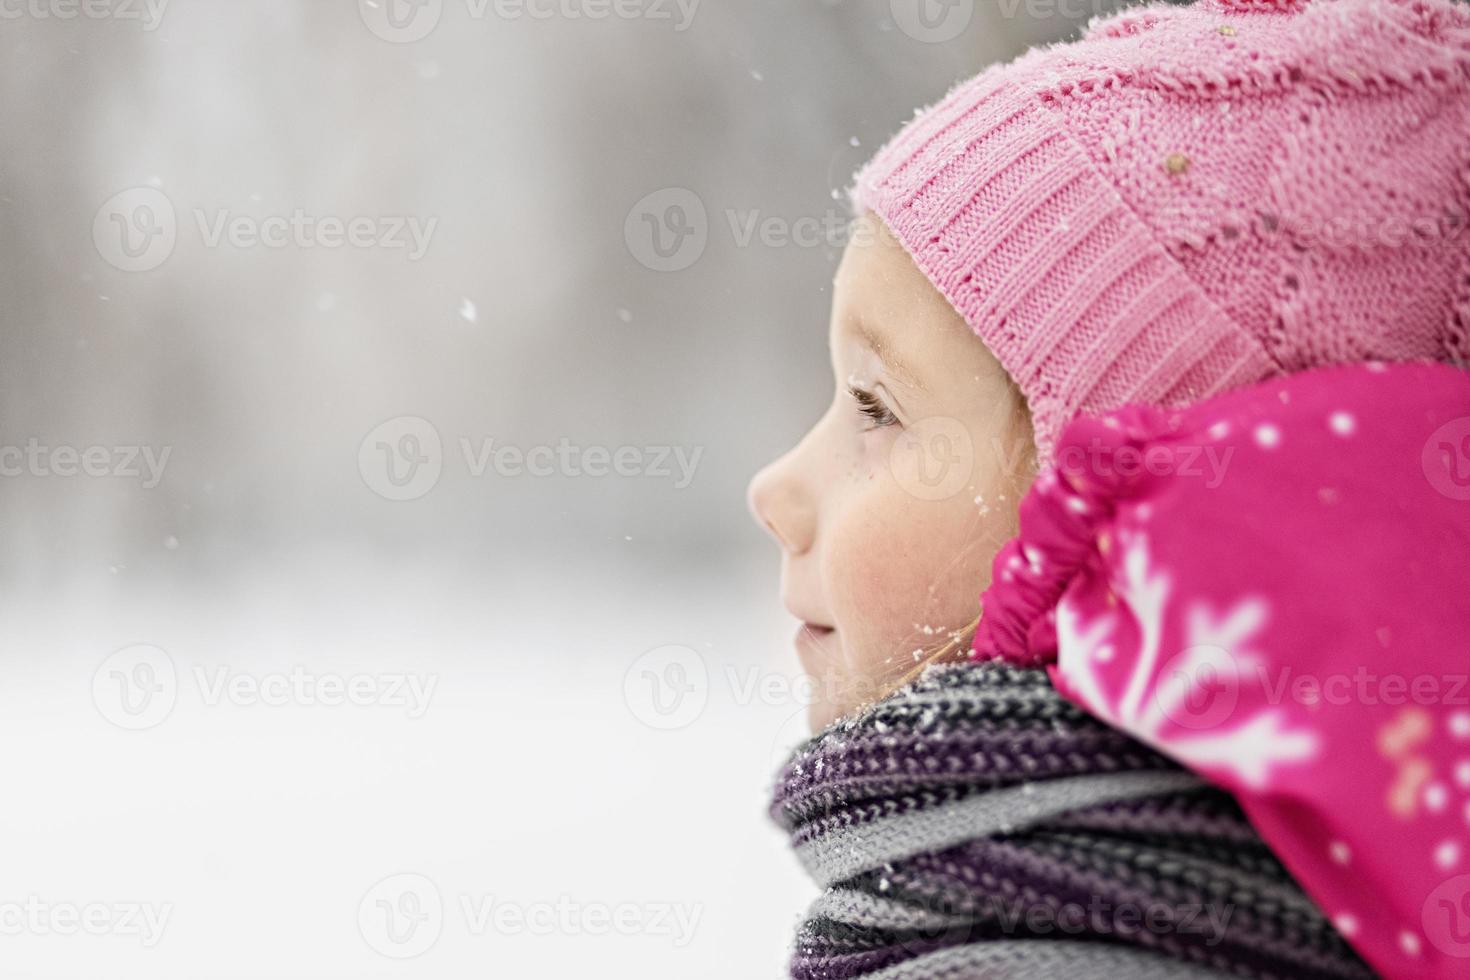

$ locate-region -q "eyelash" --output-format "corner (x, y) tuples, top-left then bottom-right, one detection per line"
(847, 385), (899, 430)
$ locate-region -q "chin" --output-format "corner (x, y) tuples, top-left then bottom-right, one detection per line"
(806, 699), (841, 733)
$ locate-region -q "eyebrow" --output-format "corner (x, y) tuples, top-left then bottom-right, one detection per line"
(855, 317), (924, 391)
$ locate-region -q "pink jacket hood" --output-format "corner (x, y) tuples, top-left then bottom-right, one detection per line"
(973, 360), (1470, 978)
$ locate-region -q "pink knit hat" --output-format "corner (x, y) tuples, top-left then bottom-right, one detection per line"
(850, 0), (1470, 462)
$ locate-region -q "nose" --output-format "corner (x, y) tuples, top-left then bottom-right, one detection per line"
(747, 450), (816, 556)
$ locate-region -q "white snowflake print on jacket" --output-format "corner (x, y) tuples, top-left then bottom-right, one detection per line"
(1053, 530), (1321, 792)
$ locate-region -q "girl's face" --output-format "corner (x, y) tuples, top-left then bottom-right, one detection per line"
(748, 212), (1035, 732)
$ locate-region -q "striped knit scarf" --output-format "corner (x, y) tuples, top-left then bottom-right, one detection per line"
(768, 660), (1375, 980)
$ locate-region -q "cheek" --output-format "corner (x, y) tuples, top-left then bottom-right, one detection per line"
(822, 477), (994, 677)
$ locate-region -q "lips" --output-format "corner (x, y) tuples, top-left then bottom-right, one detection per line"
(793, 622), (836, 665)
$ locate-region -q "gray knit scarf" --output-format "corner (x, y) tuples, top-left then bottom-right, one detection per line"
(769, 660), (1375, 980)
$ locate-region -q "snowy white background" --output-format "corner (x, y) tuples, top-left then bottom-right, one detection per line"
(0, 1), (1121, 975)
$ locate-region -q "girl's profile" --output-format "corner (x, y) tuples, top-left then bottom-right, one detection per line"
(754, 0), (1470, 976)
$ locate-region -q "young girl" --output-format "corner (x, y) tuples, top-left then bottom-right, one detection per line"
(750, 0), (1470, 977)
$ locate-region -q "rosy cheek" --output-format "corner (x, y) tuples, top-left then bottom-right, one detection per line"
(826, 437), (909, 608)
(827, 528), (894, 626)
(825, 476), (1011, 670)
(823, 489), (930, 660)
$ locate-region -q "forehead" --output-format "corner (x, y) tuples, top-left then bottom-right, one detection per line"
(832, 213), (957, 331)
(830, 216), (944, 381)
(830, 212), (1013, 398)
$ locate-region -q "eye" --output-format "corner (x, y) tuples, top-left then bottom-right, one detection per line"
(847, 384), (899, 430)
